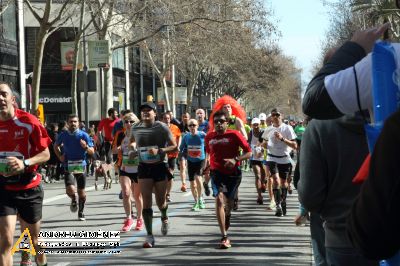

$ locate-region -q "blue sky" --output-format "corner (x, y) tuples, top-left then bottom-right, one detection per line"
(266, 0), (331, 86)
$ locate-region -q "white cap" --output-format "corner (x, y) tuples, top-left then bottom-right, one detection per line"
(251, 117), (261, 124)
(259, 113), (267, 120)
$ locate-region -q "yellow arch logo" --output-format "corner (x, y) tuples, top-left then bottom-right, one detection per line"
(11, 228), (36, 256)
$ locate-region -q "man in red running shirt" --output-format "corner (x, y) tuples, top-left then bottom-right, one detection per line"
(205, 110), (251, 249)
(98, 108), (119, 184)
(98, 108), (119, 162)
(0, 82), (51, 266)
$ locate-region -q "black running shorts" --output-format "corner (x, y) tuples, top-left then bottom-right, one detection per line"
(187, 160), (204, 181)
(210, 169), (242, 199)
(64, 173), (86, 189)
(265, 161), (291, 179)
(167, 158), (176, 171)
(119, 170), (138, 183)
(138, 163), (169, 182)
(0, 185), (44, 224)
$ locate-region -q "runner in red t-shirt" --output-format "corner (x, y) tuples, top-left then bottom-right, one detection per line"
(97, 108), (119, 184)
(205, 110), (251, 249)
(162, 112), (181, 202)
(0, 82), (51, 266)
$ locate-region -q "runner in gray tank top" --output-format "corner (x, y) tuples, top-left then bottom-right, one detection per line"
(129, 102), (177, 248)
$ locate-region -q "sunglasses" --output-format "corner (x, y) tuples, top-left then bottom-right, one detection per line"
(124, 120), (135, 124)
(188, 124), (197, 127)
(271, 113), (281, 117)
(213, 119), (227, 124)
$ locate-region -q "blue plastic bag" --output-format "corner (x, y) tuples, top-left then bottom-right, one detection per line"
(366, 41), (399, 152)
(380, 250), (400, 266)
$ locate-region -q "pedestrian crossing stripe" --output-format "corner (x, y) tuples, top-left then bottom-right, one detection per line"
(11, 227), (36, 255)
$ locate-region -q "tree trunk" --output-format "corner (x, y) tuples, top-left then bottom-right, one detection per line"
(71, 38), (80, 115)
(103, 40), (113, 117)
(171, 64), (176, 116)
(162, 77), (170, 111)
(31, 27), (48, 113)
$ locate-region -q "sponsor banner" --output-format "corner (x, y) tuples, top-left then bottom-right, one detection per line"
(60, 42), (83, 71)
(88, 40), (110, 69)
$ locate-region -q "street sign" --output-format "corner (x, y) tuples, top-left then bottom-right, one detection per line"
(88, 40), (110, 69)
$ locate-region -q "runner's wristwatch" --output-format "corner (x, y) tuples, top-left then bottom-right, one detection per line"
(23, 159), (31, 168)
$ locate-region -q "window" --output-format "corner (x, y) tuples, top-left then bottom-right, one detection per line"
(0, 1), (17, 41)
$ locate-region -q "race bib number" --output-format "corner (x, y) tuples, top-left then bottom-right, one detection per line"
(122, 153), (139, 167)
(139, 146), (161, 163)
(0, 152), (23, 176)
(187, 145), (202, 159)
(252, 145), (263, 160)
(68, 160), (84, 174)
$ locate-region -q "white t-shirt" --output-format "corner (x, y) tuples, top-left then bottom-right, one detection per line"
(325, 43), (400, 115)
(250, 131), (263, 161)
(261, 123), (296, 164)
(121, 136), (138, 173)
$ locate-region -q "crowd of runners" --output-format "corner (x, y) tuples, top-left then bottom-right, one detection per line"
(1, 77), (310, 266)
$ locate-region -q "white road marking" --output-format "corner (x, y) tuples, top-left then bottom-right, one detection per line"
(53, 263), (71, 266)
(43, 186), (96, 205)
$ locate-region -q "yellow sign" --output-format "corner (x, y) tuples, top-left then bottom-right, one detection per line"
(36, 104), (44, 124)
(11, 227), (36, 255)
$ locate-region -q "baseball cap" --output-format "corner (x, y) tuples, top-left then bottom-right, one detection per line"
(139, 102), (157, 111)
(251, 117), (261, 125)
(259, 113), (267, 120)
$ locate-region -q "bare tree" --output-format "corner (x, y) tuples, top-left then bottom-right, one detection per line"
(25, 0), (78, 113)
(0, 0), (13, 16)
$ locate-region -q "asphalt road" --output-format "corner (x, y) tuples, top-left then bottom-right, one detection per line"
(13, 170), (313, 266)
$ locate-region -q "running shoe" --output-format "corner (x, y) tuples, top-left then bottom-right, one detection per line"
(268, 201), (276, 211)
(143, 235), (155, 248)
(294, 213), (310, 226)
(225, 214), (231, 231)
(282, 201), (287, 216)
(256, 196), (263, 205)
(161, 218), (169, 236)
(288, 185), (293, 195)
(121, 218), (134, 232)
(135, 218), (144, 231)
(166, 194), (172, 202)
(219, 236), (231, 249)
(70, 198), (78, 213)
(180, 183), (187, 192)
(275, 205), (283, 217)
(198, 199), (206, 209)
(203, 181), (211, 196)
(118, 190), (123, 199)
(20, 250), (32, 266)
(78, 212), (86, 221)
(191, 202), (200, 211)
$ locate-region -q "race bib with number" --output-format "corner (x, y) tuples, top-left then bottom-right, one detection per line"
(0, 152), (24, 177)
(122, 153), (139, 173)
(68, 160), (84, 174)
(122, 154), (139, 167)
(252, 145), (263, 161)
(139, 146), (161, 163)
(187, 145), (202, 159)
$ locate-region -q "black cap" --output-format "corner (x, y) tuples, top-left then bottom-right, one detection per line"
(139, 102), (157, 111)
